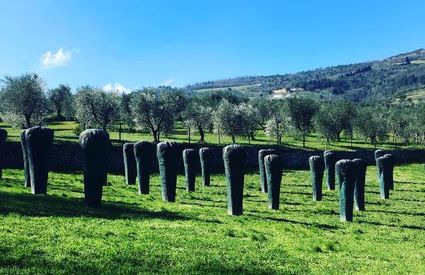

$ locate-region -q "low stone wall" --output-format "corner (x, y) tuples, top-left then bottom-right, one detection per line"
(0, 141), (424, 175)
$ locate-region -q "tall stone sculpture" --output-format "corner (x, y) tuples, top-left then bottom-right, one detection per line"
(80, 129), (110, 207)
(336, 159), (355, 222)
(223, 144), (246, 216)
(134, 141), (156, 194)
(199, 147), (213, 186)
(0, 128), (7, 179)
(157, 141), (178, 202)
(258, 149), (276, 193)
(183, 148), (197, 192)
(25, 126), (54, 194)
(352, 158), (366, 211)
(309, 155), (324, 201)
(123, 143), (136, 185)
(264, 154), (282, 210)
(20, 131), (31, 187)
(377, 154), (394, 199)
(324, 150), (337, 190)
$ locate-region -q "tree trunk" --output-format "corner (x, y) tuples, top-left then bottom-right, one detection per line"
(25, 115), (32, 128)
(232, 135), (236, 143)
(198, 127), (205, 143)
(152, 130), (158, 142)
(188, 127), (191, 143)
(302, 134), (306, 148)
(119, 121), (122, 141)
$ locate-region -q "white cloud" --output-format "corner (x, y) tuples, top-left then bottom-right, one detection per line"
(103, 83), (130, 94)
(160, 78), (174, 86)
(41, 48), (73, 69)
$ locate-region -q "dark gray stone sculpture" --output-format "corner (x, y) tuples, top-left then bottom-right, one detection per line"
(336, 159), (355, 222)
(0, 128), (7, 179)
(20, 131), (31, 187)
(223, 144), (246, 216)
(258, 149), (276, 193)
(377, 154), (394, 199)
(123, 143), (136, 185)
(352, 158), (366, 211)
(199, 147), (213, 186)
(25, 126), (54, 195)
(183, 148), (197, 192)
(309, 155), (324, 201)
(264, 154), (282, 210)
(80, 129), (110, 207)
(134, 141), (156, 194)
(157, 141), (178, 202)
(324, 150), (337, 190)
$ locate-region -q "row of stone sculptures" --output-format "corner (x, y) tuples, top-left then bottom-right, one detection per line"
(308, 150), (395, 222)
(1, 127), (395, 222)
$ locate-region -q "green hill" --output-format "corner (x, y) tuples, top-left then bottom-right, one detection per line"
(186, 49), (425, 102)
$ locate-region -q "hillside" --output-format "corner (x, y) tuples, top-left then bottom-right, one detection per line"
(186, 49), (425, 102)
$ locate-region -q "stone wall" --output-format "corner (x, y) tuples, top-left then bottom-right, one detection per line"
(1, 141), (424, 175)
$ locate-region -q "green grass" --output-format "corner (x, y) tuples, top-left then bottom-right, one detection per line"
(0, 120), (420, 152)
(1, 164), (425, 274)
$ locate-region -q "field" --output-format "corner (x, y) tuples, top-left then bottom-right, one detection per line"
(0, 120), (421, 152)
(1, 164), (425, 274)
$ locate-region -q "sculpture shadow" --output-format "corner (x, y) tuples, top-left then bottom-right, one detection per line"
(0, 191), (191, 221)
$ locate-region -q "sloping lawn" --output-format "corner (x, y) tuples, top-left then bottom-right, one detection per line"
(0, 164), (424, 274)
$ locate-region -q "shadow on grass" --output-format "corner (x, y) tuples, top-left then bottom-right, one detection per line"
(366, 208), (425, 217)
(0, 191), (191, 221)
(246, 212), (338, 230)
(357, 220), (425, 231)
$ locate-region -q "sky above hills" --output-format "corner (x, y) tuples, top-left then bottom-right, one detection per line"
(0, 0), (424, 91)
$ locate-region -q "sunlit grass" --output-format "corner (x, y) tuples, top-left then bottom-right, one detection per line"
(1, 121), (421, 152)
(1, 164), (424, 273)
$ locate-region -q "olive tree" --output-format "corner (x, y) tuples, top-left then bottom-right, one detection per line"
(131, 88), (186, 142)
(75, 86), (120, 131)
(0, 73), (49, 128)
(354, 105), (388, 145)
(286, 97), (318, 148)
(315, 100), (356, 143)
(213, 100), (257, 143)
(48, 84), (74, 120)
(182, 101), (213, 143)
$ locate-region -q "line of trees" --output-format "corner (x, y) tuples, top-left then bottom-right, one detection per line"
(1, 73), (425, 147)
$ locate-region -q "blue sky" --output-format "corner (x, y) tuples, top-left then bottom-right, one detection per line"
(0, 0), (424, 91)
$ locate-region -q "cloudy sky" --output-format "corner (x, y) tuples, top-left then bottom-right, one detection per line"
(0, 0), (424, 92)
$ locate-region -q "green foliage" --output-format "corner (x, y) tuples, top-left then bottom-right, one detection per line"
(355, 106), (388, 145)
(75, 86), (120, 130)
(0, 73), (49, 128)
(286, 97), (318, 147)
(315, 100), (356, 143)
(130, 89), (183, 142)
(48, 84), (74, 120)
(214, 100), (257, 143)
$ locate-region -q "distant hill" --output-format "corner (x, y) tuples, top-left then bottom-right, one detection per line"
(185, 49), (425, 102)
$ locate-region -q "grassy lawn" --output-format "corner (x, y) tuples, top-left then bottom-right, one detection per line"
(1, 164), (424, 274)
(0, 120), (420, 152)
